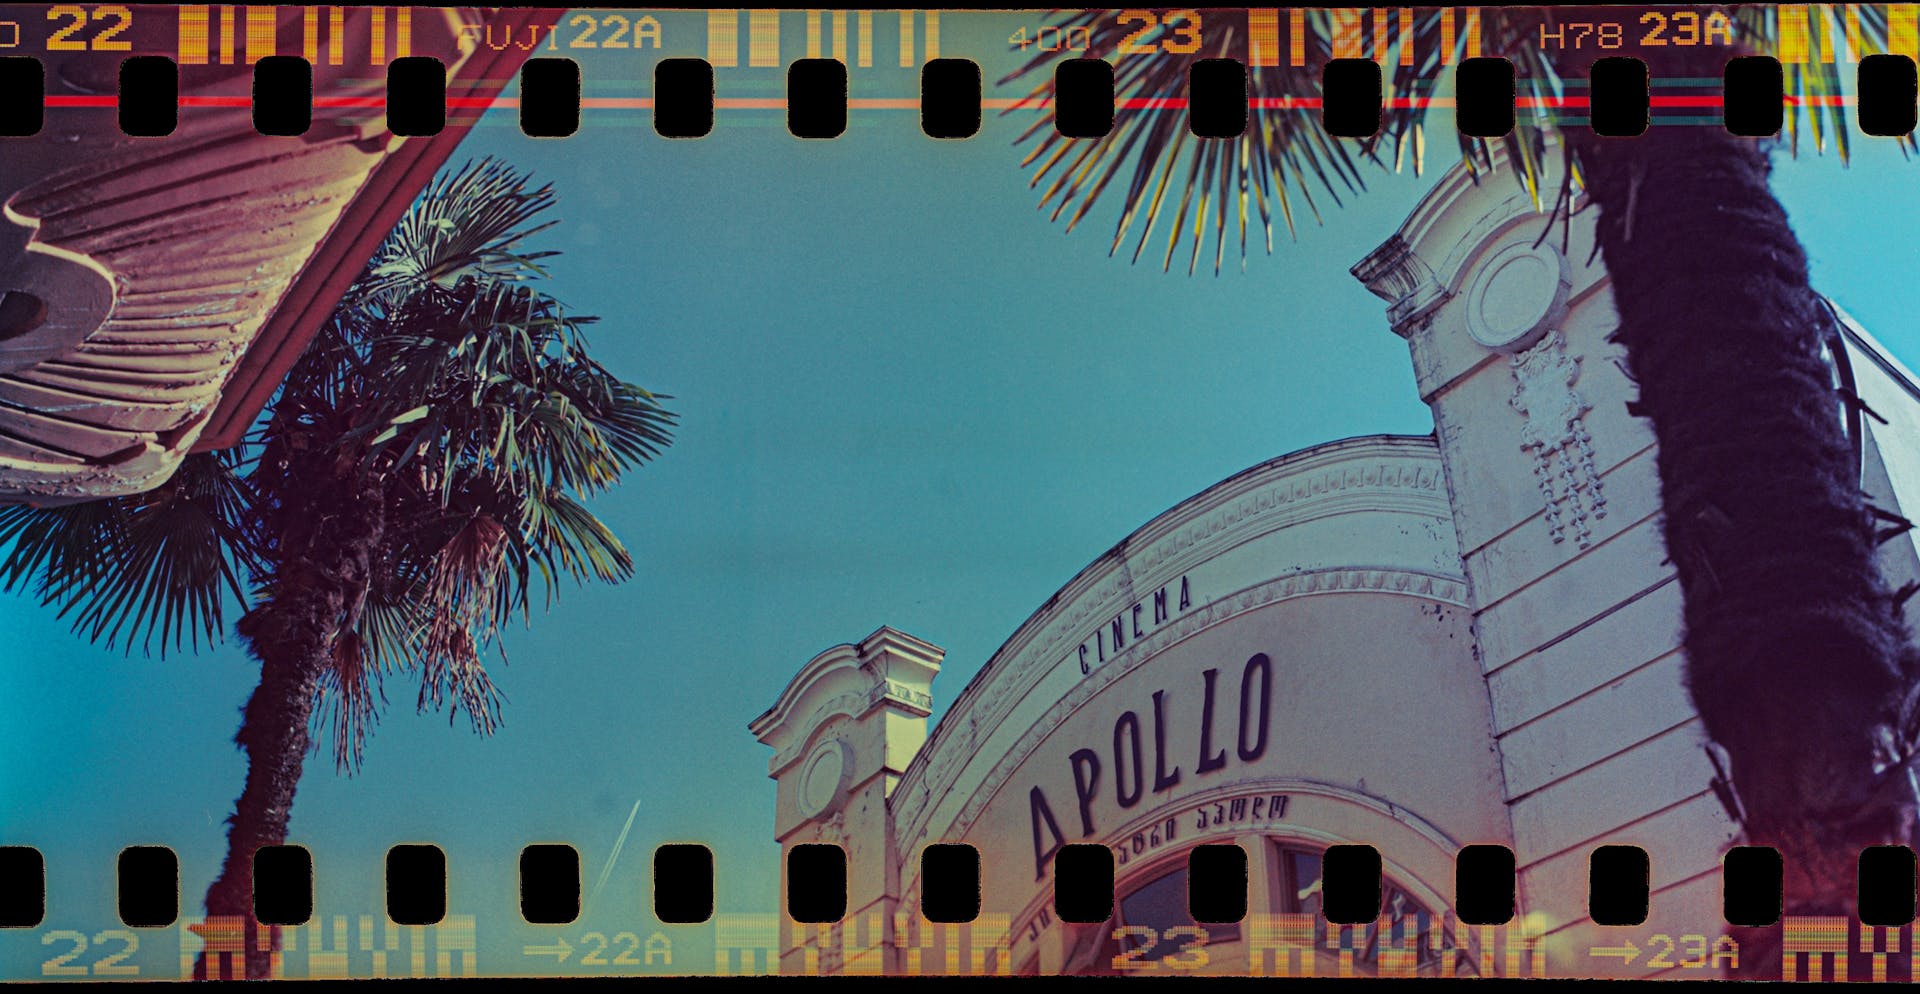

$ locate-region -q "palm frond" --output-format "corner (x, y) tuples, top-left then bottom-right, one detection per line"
(349, 157), (561, 307)
(350, 279), (676, 502)
(414, 511), (511, 735)
(314, 629), (387, 772)
(1008, 7), (1913, 277)
(1733, 5), (1920, 161)
(0, 450), (258, 656)
(0, 492), (126, 596)
(1003, 9), (1563, 273)
(519, 485), (634, 596)
(243, 155), (675, 768)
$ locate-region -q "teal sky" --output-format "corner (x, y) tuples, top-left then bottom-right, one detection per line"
(6, 9), (1920, 978)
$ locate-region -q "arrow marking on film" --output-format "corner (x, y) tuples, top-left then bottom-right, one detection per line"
(1589, 940), (1639, 964)
(523, 938), (573, 962)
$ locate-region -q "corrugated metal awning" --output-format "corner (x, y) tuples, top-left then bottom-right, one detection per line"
(0, 6), (559, 504)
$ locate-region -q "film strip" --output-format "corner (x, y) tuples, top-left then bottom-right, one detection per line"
(5, 24), (1920, 138)
(5, 4), (1920, 983)
(11, 838), (1918, 975)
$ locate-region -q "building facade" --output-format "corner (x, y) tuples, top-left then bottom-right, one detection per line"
(753, 144), (1920, 978)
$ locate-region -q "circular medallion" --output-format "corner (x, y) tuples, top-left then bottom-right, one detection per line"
(797, 739), (852, 820)
(1463, 242), (1571, 352)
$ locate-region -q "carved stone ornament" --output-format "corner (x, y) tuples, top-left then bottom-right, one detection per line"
(796, 738), (854, 820)
(1464, 241), (1572, 353)
(1509, 330), (1608, 549)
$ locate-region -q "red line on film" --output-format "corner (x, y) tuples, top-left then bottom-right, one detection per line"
(25, 93), (1858, 116)
(1651, 95), (1724, 108)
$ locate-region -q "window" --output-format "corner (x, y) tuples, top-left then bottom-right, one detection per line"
(1273, 841), (1476, 976)
(1088, 860), (1241, 971)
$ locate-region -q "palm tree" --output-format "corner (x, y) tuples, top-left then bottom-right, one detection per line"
(0, 158), (676, 978)
(1002, 7), (1919, 978)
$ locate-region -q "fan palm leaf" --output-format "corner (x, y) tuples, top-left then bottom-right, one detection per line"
(0, 450), (258, 656)
(352, 158), (562, 307)
(1004, 7), (1915, 273)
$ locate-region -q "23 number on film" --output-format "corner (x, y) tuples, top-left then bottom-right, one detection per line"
(1011, 10), (1202, 56)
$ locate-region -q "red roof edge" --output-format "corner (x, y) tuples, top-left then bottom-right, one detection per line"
(193, 7), (565, 452)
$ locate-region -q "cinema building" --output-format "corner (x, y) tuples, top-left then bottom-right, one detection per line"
(752, 145), (1920, 977)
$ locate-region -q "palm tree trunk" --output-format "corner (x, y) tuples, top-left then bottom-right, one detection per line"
(194, 478), (385, 980)
(1563, 71), (1920, 977)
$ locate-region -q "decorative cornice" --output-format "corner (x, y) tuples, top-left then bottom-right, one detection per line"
(1350, 233), (1450, 336)
(755, 625), (944, 774)
(870, 679), (934, 716)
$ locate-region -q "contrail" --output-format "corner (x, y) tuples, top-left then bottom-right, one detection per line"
(587, 798), (643, 915)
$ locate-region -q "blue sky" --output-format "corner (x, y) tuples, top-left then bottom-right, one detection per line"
(5, 9), (1920, 978)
